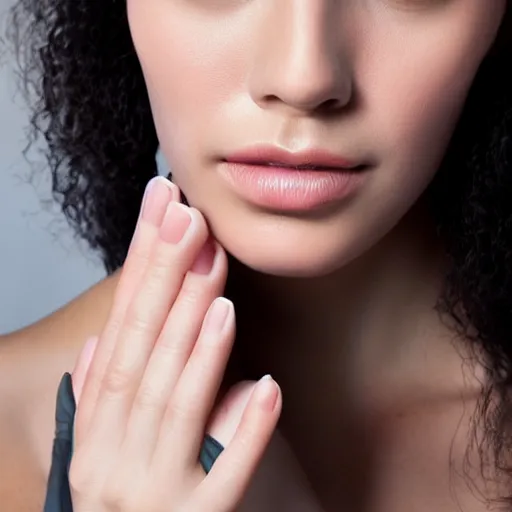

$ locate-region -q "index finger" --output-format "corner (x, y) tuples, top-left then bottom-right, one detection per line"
(77, 176), (177, 433)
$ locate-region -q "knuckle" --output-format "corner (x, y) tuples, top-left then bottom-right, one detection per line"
(68, 455), (97, 499)
(102, 364), (132, 395)
(166, 397), (201, 425)
(187, 346), (215, 375)
(148, 249), (175, 275)
(103, 317), (123, 339)
(153, 335), (187, 361)
(103, 487), (135, 512)
(187, 489), (235, 512)
(127, 285), (161, 321)
(103, 473), (165, 512)
(178, 281), (203, 308)
(127, 244), (151, 268)
(234, 425), (259, 454)
(123, 310), (153, 337)
(133, 384), (161, 411)
(102, 470), (141, 512)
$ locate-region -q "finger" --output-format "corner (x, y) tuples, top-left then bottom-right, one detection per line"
(72, 336), (99, 405)
(87, 204), (210, 448)
(153, 297), (236, 471)
(77, 177), (177, 434)
(117, 176), (179, 312)
(206, 381), (256, 447)
(193, 376), (282, 511)
(123, 241), (228, 461)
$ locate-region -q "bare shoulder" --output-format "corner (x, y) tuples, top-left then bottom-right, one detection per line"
(0, 420), (46, 512)
(0, 272), (119, 511)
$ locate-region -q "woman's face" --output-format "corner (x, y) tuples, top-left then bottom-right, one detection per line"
(128, 0), (505, 277)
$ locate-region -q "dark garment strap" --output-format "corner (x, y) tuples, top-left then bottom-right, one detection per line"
(43, 373), (224, 512)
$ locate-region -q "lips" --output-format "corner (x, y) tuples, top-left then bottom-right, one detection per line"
(223, 145), (364, 171)
(218, 145), (367, 211)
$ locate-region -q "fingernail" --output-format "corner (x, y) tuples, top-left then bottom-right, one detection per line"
(204, 297), (232, 333)
(141, 177), (175, 226)
(191, 237), (216, 275)
(160, 202), (192, 243)
(253, 375), (279, 412)
(81, 336), (99, 371)
(72, 336), (99, 404)
(73, 335), (98, 375)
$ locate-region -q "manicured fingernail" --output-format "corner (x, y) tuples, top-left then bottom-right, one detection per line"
(253, 375), (279, 411)
(204, 297), (232, 333)
(191, 237), (216, 275)
(72, 336), (99, 403)
(82, 336), (99, 371)
(72, 335), (98, 375)
(160, 202), (192, 243)
(141, 177), (175, 226)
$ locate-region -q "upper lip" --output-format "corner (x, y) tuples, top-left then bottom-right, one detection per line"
(223, 145), (364, 170)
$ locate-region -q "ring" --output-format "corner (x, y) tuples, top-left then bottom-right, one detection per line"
(199, 434), (225, 474)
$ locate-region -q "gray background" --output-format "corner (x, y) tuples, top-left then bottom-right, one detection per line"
(0, 0), (106, 334)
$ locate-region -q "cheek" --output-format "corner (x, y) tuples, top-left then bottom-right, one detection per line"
(364, 4), (503, 184)
(127, 1), (247, 169)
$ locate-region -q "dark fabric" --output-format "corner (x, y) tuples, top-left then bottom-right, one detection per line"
(44, 373), (224, 512)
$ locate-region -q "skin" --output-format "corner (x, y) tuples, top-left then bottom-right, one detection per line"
(127, 1), (505, 506)
(0, 185), (316, 512)
(129, 0), (504, 276)
(0, 0), (509, 510)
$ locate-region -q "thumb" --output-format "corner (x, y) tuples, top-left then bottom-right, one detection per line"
(71, 336), (99, 405)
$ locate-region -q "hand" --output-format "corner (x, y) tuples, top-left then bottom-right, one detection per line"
(69, 176), (282, 512)
(206, 383), (323, 512)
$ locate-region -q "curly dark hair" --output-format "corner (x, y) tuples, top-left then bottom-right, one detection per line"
(5, 0), (512, 505)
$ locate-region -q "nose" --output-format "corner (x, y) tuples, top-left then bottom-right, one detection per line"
(248, 2), (353, 115)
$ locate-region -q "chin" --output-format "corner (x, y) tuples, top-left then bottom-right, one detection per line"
(216, 226), (363, 279)
(236, 252), (342, 278)
(187, 187), (399, 279)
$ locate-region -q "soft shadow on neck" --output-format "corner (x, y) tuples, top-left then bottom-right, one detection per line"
(226, 201), (485, 510)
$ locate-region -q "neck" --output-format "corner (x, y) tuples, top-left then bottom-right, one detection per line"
(232, 204), (480, 392)
(228, 205), (484, 506)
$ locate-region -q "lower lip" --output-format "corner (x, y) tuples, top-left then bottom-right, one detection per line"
(219, 162), (364, 211)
